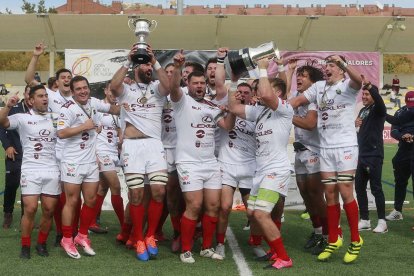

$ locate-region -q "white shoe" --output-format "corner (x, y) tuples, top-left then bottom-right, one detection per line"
(180, 251), (195, 263)
(215, 243), (225, 258)
(200, 248), (223, 260)
(74, 233), (96, 256)
(373, 219), (388, 233)
(385, 209), (403, 221)
(251, 245), (267, 258)
(358, 219), (371, 231)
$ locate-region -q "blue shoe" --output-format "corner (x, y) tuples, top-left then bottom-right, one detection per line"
(136, 241), (149, 261)
(145, 236), (158, 257)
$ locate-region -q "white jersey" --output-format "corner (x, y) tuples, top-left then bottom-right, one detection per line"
(212, 94), (228, 155)
(8, 111), (58, 171)
(173, 92), (224, 164)
(47, 88), (73, 160)
(304, 79), (358, 148)
(245, 98), (293, 173)
(58, 97), (110, 164)
(161, 96), (177, 149)
(292, 91), (320, 153)
(118, 81), (166, 139)
(96, 111), (119, 156)
(218, 117), (256, 164)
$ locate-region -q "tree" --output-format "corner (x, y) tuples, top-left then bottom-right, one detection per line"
(21, 0), (36, 14)
(383, 55), (414, 74)
(21, 0), (56, 14)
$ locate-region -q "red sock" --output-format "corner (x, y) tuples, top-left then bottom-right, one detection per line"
(130, 204), (145, 241)
(170, 215), (181, 233)
(310, 215), (321, 229)
(78, 204), (96, 235)
(327, 205), (340, 243)
(72, 200), (82, 234)
(181, 215), (197, 252)
(62, 225), (72, 239)
(37, 231), (49, 244)
(111, 195), (125, 226)
(21, 236), (31, 247)
(121, 223), (132, 237)
(249, 234), (262, 246)
(202, 214), (218, 249)
(146, 199), (164, 237)
(156, 205), (169, 234)
(336, 203), (343, 237)
(216, 232), (225, 244)
(94, 194), (105, 219)
(268, 237), (289, 261)
(344, 200), (360, 243)
(320, 216), (329, 236)
(273, 219), (282, 231)
(53, 192), (65, 233)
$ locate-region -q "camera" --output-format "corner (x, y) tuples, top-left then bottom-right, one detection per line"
(0, 84), (10, 96)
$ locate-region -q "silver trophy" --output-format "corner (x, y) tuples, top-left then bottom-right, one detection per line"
(128, 18), (158, 66)
(227, 41), (280, 76)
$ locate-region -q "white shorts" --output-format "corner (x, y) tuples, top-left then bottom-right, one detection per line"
(122, 138), (167, 174)
(319, 146), (358, 173)
(21, 170), (61, 196)
(250, 170), (291, 198)
(220, 161), (255, 189)
(60, 162), (99, 184)
(165, 148), (177, 173)
(97, 153), (120, 172)
(177, 162), (222, 192)
(295, 150), (320, 175)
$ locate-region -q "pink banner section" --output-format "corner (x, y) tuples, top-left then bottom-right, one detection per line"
(268, 51), (380, 101)
(383, 126), (398, 144)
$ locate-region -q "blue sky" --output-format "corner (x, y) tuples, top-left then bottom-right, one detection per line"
(1, 0), (413, 13)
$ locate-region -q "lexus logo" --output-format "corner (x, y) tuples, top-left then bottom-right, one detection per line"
(196, 130), (205, 138)
(202, 116), (213, 123)
(39, 129), (51, 137)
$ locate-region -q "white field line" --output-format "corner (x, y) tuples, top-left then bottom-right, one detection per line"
(226, 227), (253, 276)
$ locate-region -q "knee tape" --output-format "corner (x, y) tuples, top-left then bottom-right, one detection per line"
(125, 174), (145, 189)
(337, 174), (354, 183)
(321, 177), (337, 185)
(148, 172), (168, 186)
(254, 188), (280, 213)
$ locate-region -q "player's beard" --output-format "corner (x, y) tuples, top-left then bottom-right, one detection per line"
(138, 69), (152, 84)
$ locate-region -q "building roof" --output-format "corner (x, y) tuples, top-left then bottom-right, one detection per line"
(0, 14), (413, 53)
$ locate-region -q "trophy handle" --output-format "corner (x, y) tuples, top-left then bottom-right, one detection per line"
(149, 20), (158, 32)
(128, 19), (137, 32)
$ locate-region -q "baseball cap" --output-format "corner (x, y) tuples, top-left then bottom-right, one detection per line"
(405, 91), (414, 107)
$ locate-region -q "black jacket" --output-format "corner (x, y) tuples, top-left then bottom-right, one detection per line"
(0, 100), (30, 171)
(357, 85), (386, 159)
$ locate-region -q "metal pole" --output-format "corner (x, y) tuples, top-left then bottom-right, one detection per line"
(177, 0), (183, 15)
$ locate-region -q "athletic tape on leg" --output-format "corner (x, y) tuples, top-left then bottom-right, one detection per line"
(337, 174), (354, 183)
(125, 174), (145, 189)
(254, 188), (280, 213)
(148, 172), (168, 185)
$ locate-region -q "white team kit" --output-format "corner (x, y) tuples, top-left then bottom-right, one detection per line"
(245, 98), (294, 201)
(57, 97), (110, 184)
(304, 79), (359, 173)
(118, 81), (167, 174)
(8, 110), (61, 195)
(292, 92), (321, 175)
(46, 88), (73, 163)
(173, 92), (224, 192)
(218, 117), (256, 189)
(161, 95), (177, 173)
(96, 111), (120, 172)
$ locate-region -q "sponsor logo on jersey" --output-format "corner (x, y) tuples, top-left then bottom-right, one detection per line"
(163, 115), (172, 123)
(39, 129), (51, 137)
(196, 130), (205, 138)
(228, 130), (237, 139)
(34, 143), (43, 151)
(322, 112), (329, 121)
(81, 132), (90, 141)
